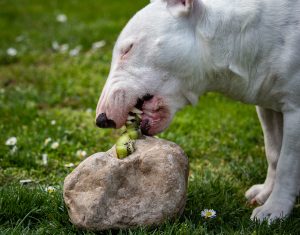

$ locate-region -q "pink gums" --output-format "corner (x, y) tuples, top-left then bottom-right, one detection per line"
(141, 96), (171, 135)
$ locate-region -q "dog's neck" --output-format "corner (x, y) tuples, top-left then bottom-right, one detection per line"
(192, 0), (272, 104)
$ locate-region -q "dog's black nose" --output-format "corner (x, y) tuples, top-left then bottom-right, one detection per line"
(96, 113), (116, 128)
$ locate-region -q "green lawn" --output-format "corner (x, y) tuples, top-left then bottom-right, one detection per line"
(1, 0), (299, 234)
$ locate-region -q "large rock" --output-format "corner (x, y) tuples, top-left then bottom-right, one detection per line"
(63, 136), (189, 231)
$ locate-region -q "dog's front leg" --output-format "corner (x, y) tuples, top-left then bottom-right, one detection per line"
(251, 111), (300, 223)
(245, 107), (283, 205)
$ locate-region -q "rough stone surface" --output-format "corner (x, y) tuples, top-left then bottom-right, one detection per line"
(63, 136), (189, 231)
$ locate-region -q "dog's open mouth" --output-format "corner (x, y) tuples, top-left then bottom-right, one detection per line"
(96, 93), (171, 136)
(128, 94), (153, 135)
(129, 94), (170, 136)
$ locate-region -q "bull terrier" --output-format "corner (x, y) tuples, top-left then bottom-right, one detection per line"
(95, 0), (300, 223)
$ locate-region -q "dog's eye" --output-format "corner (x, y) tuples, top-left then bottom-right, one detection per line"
(121, 43), (133, 59)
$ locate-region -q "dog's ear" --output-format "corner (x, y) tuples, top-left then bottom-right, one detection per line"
(163, 0), (195, 16)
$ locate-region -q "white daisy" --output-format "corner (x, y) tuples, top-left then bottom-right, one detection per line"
(51, 120), (56, 125)
(69, 46), (81, 57)
(92, 40), (106, 50)
(76, 150), (87, 158)
(5, 137), (17, 146)
(201, 209), (217, 219)
(56, 14), (67, 23)
(45, 186), (56, 193)
(44, 137), (52, 145)
(51, 141), (59, 149)
(7, 48), (17, 57)
(64, 163), (75, 168)
(52, 41), (60, 51)
(42, 153), (48, 165)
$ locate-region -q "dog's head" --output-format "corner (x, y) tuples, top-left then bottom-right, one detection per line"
(96, 0), (205, 135)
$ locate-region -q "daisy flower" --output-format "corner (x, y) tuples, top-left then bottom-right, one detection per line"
(44, 137), (52, 145)
(201, 209), (217, 219)
(42, 153), (48, 165)
(69, 46), (81, 57)
(45, 186), (56, 193)
(92, 40), (106, 50)
(51, 141), (59, 149)
(76, 150), (87, 158)
(52, 41), (60, 51)
(64, 163), (75, 168)
(50, 120), (56, 125)
(56, 14), (67, 23)
(5, 137), (17, 146)
(7, 48), (17, 57)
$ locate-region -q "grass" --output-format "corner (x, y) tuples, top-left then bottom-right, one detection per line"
(0, 0), (299, 234)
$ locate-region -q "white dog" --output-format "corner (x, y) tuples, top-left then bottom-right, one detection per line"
(95, 0), (300, 223)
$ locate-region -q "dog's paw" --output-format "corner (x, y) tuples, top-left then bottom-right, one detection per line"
(245, 184), (272, 205)
(250, 200), (292, 224)
(245, 184), (264, 203)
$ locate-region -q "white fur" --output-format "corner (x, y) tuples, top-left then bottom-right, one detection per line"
(96, 0), (300, 223)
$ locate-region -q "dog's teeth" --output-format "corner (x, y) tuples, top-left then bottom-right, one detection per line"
(126, 121), (133, 125)
(127, 115), (135, 121)
(131, 107), (143, 114)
